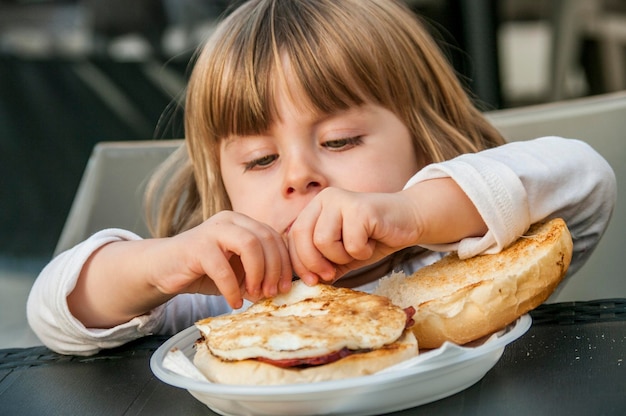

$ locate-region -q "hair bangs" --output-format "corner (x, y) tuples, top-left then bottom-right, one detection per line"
(202, 9), (278, 140)
(195, 0), (406, 142)
(272, 0), (392, 115)
(268, 0), (432, 121)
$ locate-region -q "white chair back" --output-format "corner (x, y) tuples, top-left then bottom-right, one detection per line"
(54, 140), (182, 255)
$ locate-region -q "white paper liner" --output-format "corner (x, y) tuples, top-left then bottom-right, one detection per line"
(163, 347), (209, 382)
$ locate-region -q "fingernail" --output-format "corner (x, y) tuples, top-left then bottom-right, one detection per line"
(320, 267), (337, 281)
(301, 273), (318, 285)
(280, 279), (292, 292)
(266, 285), (277, 297)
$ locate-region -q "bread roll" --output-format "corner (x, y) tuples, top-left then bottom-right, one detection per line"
(374, 218), (573, 349)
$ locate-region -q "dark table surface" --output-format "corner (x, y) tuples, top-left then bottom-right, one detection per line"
(1, 299), (625, 416)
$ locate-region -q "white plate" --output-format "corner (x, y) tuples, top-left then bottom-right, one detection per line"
(151, 314), (531, 416)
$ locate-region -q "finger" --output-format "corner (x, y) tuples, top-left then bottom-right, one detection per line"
(268, 230), (293, 295)
(228, 255), (255, 301)
(288, 218), (336, 283)
(340, 220), (376, 261)
(311, 207), (354, 265)
(196, 217), (268, 304)
(226, 227), (268, 300)
(287, 237), (320, 286)
(247, 224), (291, 298)
(226, 218), (292, 299)
(198, 250), (244, 309)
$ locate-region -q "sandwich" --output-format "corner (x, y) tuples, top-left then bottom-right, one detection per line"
(374, 217), (573, 349)
(193, 281), (418, 385)
(192, 217), (572, 384)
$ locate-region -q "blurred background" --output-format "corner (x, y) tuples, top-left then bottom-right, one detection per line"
(1, 0), (625, 347)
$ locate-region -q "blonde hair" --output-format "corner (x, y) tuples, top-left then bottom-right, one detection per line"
(146, 0), (505, 238)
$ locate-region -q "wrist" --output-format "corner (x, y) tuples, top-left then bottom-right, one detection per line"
(402, 178), (486, 245)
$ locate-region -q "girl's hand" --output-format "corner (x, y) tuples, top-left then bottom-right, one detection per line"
(153, 211), (293, 309)
(287, 179), (487, 285)
(287, 188), (421, 284)
(68, 211), (292, 328)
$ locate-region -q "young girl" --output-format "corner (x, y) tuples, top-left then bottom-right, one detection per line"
(28, 0), (616, 355)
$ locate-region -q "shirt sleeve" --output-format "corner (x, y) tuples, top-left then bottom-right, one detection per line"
(404, 136), (616, 277)
(26, 229), (233, 355)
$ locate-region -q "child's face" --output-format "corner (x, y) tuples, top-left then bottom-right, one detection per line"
(220, 82), (423, 238)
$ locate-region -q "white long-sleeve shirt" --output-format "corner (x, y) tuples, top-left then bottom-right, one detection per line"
(27, 137), (617, 355)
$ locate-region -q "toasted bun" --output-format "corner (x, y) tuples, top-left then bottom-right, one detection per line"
(374, 218), (573, 349)
(193, 281), (418, 385)
(193, 330), (417, 385)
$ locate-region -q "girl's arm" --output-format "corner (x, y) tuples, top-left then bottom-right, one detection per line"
(27, 212), (293, 354)
(27, 229), (170, 355)
(288, 179), (487, 285)
(288, 136), (616, 283)
(413, 136), (616, 276)
(26, 229), (232, 355)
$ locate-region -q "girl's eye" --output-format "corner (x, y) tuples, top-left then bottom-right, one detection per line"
(244, 154), (278, 171)
(322, 136), (363, 150)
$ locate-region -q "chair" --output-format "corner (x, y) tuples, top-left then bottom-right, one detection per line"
(486, 91), (626, 301)
(54, 139), (182, 256)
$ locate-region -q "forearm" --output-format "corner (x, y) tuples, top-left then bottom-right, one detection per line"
(27, 229), (174, 355)
(67, 238), (174, 328)
(402, 177), (487, 245)
(407, 136), (616, 263)
(66, 210), (295, 328)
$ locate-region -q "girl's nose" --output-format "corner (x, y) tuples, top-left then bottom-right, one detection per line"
(282, 155), (327, 197)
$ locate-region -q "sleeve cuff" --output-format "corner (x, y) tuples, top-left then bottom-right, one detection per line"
(405, 155), (530, 258)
